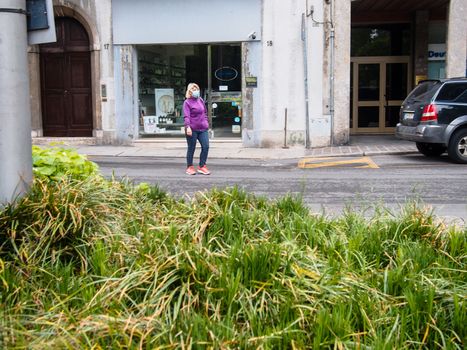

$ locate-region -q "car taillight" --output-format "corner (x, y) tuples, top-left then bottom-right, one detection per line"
(421, 104), (438, 122)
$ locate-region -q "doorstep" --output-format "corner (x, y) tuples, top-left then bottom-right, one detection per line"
(32, 137), (98, 146)
(133, 137), (243, 149)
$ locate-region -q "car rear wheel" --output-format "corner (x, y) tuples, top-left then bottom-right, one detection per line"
(448, 128), (467, 164)
(416, 142), (446, 157)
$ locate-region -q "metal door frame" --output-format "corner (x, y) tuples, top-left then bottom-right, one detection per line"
(206, 43), (243, 139)
(351, 56), (411, 134)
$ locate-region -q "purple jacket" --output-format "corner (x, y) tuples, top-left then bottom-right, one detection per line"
(183, 97), (209, 131)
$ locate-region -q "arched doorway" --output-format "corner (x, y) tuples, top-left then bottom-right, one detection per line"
(40, 17), (93, 136)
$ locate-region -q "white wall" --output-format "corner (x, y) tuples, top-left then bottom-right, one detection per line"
(112, 0), (261, 45)
(262, 0), (305, 147)
(261, 0), (329, 148)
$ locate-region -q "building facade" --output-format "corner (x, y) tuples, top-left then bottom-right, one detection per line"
(29, 0), (467, 148)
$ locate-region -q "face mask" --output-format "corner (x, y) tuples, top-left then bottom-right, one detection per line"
(192, 90), (200, 98)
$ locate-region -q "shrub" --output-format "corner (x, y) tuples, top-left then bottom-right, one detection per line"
(32, 145), (99, 181)
(0, 181), (465, 349)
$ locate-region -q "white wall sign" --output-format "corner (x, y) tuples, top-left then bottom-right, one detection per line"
(112, 0), (261, 44)
(428, 44), (446, 61)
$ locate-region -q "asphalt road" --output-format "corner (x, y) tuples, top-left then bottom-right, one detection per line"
(91, 153), (467, 222)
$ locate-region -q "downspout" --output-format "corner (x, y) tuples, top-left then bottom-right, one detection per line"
(329, 0), (335, 146)
(302, 12), (311, 149)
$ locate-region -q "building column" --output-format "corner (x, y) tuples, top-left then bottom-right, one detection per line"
(446, 0), (467, 78)
(414, 11), (429, 83)
(333, 0), (351, 145)
(29, 45), (43, 137)
(114, 45), (138, 144)
(0, 0), (33, 204)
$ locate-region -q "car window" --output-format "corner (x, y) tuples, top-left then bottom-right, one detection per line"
(455, 90), (467, 103)
(404, 80), (440, 103)
(435, 83), (467, 102)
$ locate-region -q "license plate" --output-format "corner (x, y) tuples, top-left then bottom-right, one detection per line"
(403, 112), (414, 120)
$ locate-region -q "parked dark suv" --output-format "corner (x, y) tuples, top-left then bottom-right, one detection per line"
(395, 78), (467, 163)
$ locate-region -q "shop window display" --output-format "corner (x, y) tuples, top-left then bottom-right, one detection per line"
(138, 46), (193, 136)
(137, 44), (242, 138)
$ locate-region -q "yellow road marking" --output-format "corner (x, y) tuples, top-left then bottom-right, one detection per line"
(298, 156), (379, 169)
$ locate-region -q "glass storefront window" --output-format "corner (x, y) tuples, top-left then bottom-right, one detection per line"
(137, 44), (242, 138)
(428, 21), (447, 80)
(138, 45), (197, 136)
(351, 24), (411, 57)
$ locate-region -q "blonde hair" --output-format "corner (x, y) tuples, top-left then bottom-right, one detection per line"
(185, 83), (200, 99)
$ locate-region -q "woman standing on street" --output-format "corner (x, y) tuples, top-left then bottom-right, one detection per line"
(183, 83), (211, 175)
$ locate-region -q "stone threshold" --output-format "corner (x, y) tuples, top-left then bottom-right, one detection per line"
(32, 137), (98, 146)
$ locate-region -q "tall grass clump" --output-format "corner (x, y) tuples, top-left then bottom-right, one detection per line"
(0, 174), (465, 349)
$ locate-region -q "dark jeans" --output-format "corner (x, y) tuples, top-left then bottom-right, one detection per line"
(186, 129), (209, 167)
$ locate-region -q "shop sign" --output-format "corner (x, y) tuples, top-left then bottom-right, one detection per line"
(215, 67), (238, 81)
(428, 44), (446, 61)
(245, 76), (258, 88)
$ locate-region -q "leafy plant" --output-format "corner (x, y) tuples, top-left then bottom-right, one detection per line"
(32, 145), (99, 180)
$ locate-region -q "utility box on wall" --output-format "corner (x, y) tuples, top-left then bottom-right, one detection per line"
(27, 0), (56, 45)
(27, 0), (48, 31)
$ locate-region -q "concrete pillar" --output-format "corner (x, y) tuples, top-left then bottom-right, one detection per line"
(308, 0), (326, 148)
(0, 0), (33, 204)
(114, 45), (138, 144)
(241, 41), (262, 147)
(333, 0), (351, 145)
(414, 11), (429, 82)
(446, 0), (467, 78)
(29, 46), (43, 137)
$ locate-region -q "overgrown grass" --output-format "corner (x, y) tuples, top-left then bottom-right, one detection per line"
(0, 177), (465, 349)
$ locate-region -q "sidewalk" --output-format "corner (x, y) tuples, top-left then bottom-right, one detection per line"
(32, 135), (417, 160)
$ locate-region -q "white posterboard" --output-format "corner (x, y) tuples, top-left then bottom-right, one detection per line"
(155, 89), (174, 117)
(143, 116), (157, 134)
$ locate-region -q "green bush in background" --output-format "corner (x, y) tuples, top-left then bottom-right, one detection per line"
(32, 145), (99, 180)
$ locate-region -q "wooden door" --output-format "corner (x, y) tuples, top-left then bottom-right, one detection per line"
(40, 17), (92, 137)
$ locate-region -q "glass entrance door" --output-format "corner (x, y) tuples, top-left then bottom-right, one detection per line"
(208, 44), (242, 138)
(351, 57), (411, 133)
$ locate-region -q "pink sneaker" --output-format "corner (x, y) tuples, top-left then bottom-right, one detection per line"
(197, 165), (211, 175)
(186, 166), (196, 175)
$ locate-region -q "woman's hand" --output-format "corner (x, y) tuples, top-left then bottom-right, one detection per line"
(186, 126), (192, 136)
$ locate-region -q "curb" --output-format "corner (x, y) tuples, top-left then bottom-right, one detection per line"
(86, 149), (419, 160)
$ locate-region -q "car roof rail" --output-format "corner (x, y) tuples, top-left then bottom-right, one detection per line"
(440, 77), (467, 81)
(417, 79), (440, 85)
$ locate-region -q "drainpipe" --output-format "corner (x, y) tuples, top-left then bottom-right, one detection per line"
(302, 11), (311, 149)
(329, 0), (335, 146)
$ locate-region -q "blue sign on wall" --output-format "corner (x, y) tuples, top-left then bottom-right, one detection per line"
(26, 0), (49, 31)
